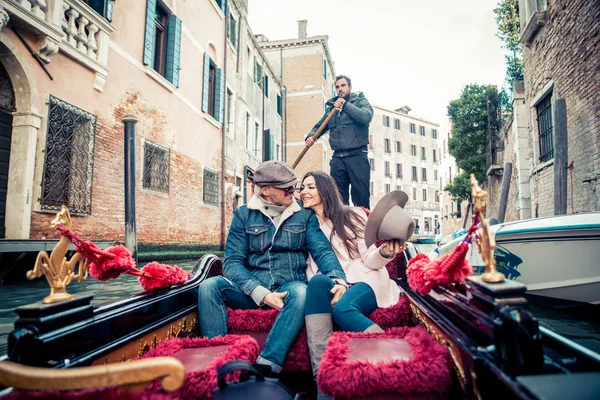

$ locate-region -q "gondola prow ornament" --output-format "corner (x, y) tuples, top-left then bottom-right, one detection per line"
(27, 206), (189, 304)
(26, 206), (90, 304)
(406, 174), (505, 296)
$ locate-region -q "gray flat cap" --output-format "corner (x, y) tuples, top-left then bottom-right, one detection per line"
(253, 161), (299, 188)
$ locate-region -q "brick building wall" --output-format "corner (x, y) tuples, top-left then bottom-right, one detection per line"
(2, 0), (286, 247)
(521, 0), (600, 216)
(29, 89), (222, 245)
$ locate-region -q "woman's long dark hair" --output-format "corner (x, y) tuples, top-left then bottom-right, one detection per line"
(302, 171), (366, 259)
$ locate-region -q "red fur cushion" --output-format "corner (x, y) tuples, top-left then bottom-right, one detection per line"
(318, 326), (453, 398)
(139, 335), (260, 399)
(227, 296), (412, 371)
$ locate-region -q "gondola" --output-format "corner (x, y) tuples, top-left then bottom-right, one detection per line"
(1, 177), (599, 399)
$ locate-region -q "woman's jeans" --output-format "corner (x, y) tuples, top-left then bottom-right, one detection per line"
(305, 274), (378, 332)
(198, 276), (307, 373)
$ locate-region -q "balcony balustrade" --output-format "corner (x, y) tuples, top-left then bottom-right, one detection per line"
(3, 0), (114, 91)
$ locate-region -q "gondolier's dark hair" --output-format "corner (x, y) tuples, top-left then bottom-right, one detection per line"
(335, 75), (352, 86)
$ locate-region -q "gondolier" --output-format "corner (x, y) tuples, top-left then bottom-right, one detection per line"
(305, 75), (373, 209)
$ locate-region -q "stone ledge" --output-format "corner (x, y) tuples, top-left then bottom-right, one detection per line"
(520, 11), (549, 46)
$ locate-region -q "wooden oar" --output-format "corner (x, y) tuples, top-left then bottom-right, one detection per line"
(292, 108), (337, 169)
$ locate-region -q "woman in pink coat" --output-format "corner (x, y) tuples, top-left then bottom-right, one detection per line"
(300, 171), (406, 393)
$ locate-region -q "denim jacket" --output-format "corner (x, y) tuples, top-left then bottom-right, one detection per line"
(223, 195), (346, 296)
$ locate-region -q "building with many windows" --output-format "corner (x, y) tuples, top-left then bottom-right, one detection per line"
(369, 105), (441, 238)
(0, 0), (283, 246)
(224, 0), (283, 211)
(439, 123), (469, 236)
(258, 20), (337, 180)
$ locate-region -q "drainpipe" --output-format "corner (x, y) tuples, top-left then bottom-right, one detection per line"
(220, 4), (229, 250)
(261, 62), (265, 160)
(283, 86), (288, 162)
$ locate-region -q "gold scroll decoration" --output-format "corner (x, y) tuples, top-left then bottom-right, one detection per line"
(26, 206), (89, 304)
(470, 174), (505, 283)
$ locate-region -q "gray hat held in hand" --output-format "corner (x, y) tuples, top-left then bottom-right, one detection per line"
(365, 190), (415, 248)
(253, 161), (299, 188)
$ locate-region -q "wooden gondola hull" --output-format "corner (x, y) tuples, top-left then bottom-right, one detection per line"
(3, 253), (600, 399)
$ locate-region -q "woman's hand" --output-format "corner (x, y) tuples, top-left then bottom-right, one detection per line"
(380, 240), (406, 258)
(330, 284), (347, 306)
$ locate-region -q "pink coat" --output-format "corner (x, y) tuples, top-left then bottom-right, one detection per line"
(307, 208), (401, 308)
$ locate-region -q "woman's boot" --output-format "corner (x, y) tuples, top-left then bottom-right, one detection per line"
(305, 313), (334, 400)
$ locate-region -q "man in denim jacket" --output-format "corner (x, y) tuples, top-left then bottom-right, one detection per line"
(198, 161), (347, 374)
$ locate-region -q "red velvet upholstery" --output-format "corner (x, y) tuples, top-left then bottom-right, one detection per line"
(317, 326), (452, 399)
(139, 335), (260, 399)
(227, 294), (412, 372)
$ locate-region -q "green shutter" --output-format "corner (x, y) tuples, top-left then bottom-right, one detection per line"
(90, 0), (113, 21)
(202, 53), (210, 114)
(253, 56), (258, 82)
(322, 56), (326, 79)
(269, 132), (275, 160)
(165, 15), (182, 87)
(277, 95), (282, 116)
(214, 68), (225, 123)
(143, 0), (156, 66)
(264, 75), (269, 97)
(231, 17), (238, 48)
(106, 0), (114, 21)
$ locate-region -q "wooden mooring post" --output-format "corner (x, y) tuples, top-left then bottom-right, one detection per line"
(123, 108), (138, 262)
(554, 99), (568, 215)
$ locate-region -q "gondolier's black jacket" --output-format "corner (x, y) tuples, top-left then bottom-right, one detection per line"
(306, 92), (373, 156)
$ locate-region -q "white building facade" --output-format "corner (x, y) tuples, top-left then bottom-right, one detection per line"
(369, 106), (441, 237)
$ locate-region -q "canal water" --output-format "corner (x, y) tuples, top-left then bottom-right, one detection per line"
(1, 253), (599, 357)
(0, 259), (198, 357)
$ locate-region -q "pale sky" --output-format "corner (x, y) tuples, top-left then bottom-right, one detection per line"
(247, 0), (508, 130)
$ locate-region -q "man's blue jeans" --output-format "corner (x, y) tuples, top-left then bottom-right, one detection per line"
(198, 276), (307, 373)
(305, 274), (378, 332)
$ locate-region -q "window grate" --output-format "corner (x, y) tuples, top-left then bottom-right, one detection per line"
(0, 62), (16, 112)
(41, 95), (96, 215)
(143, 140), (170, 193)
(537, 93), (554, 163)
(203, 168), (219, 206)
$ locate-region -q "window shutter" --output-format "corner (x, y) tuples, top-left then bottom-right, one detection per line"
(264, 74), (269, 97)
(165, 14), (182, 87)
(89, 0), (114, 21)
(143, 0), (156, 66)
(232, 17), (238, 48)
(202, 53), (210, 114)
(214, 68), (225, 123)
(269, 132), (275, 160)
(277, 95), (282, 116)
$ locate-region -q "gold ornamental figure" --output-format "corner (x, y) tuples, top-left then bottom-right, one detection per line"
(470, 174), (505, 283)
(26, 206), (89, 304)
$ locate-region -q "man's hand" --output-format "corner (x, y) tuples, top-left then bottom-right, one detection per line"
(305, 137), (315, 147)
(334, 97), (346, 111)
(330, 284), (347, 306)
(263, 291), (288, 310)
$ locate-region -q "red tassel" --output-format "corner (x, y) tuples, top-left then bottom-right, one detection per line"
(139, 262), (190, 291)
(407, 244), (472, 295)
(407, 253), (434, 295)
(88, 245), (136, 281)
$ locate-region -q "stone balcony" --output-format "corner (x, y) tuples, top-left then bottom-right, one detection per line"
(3, 0), (115, 91)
